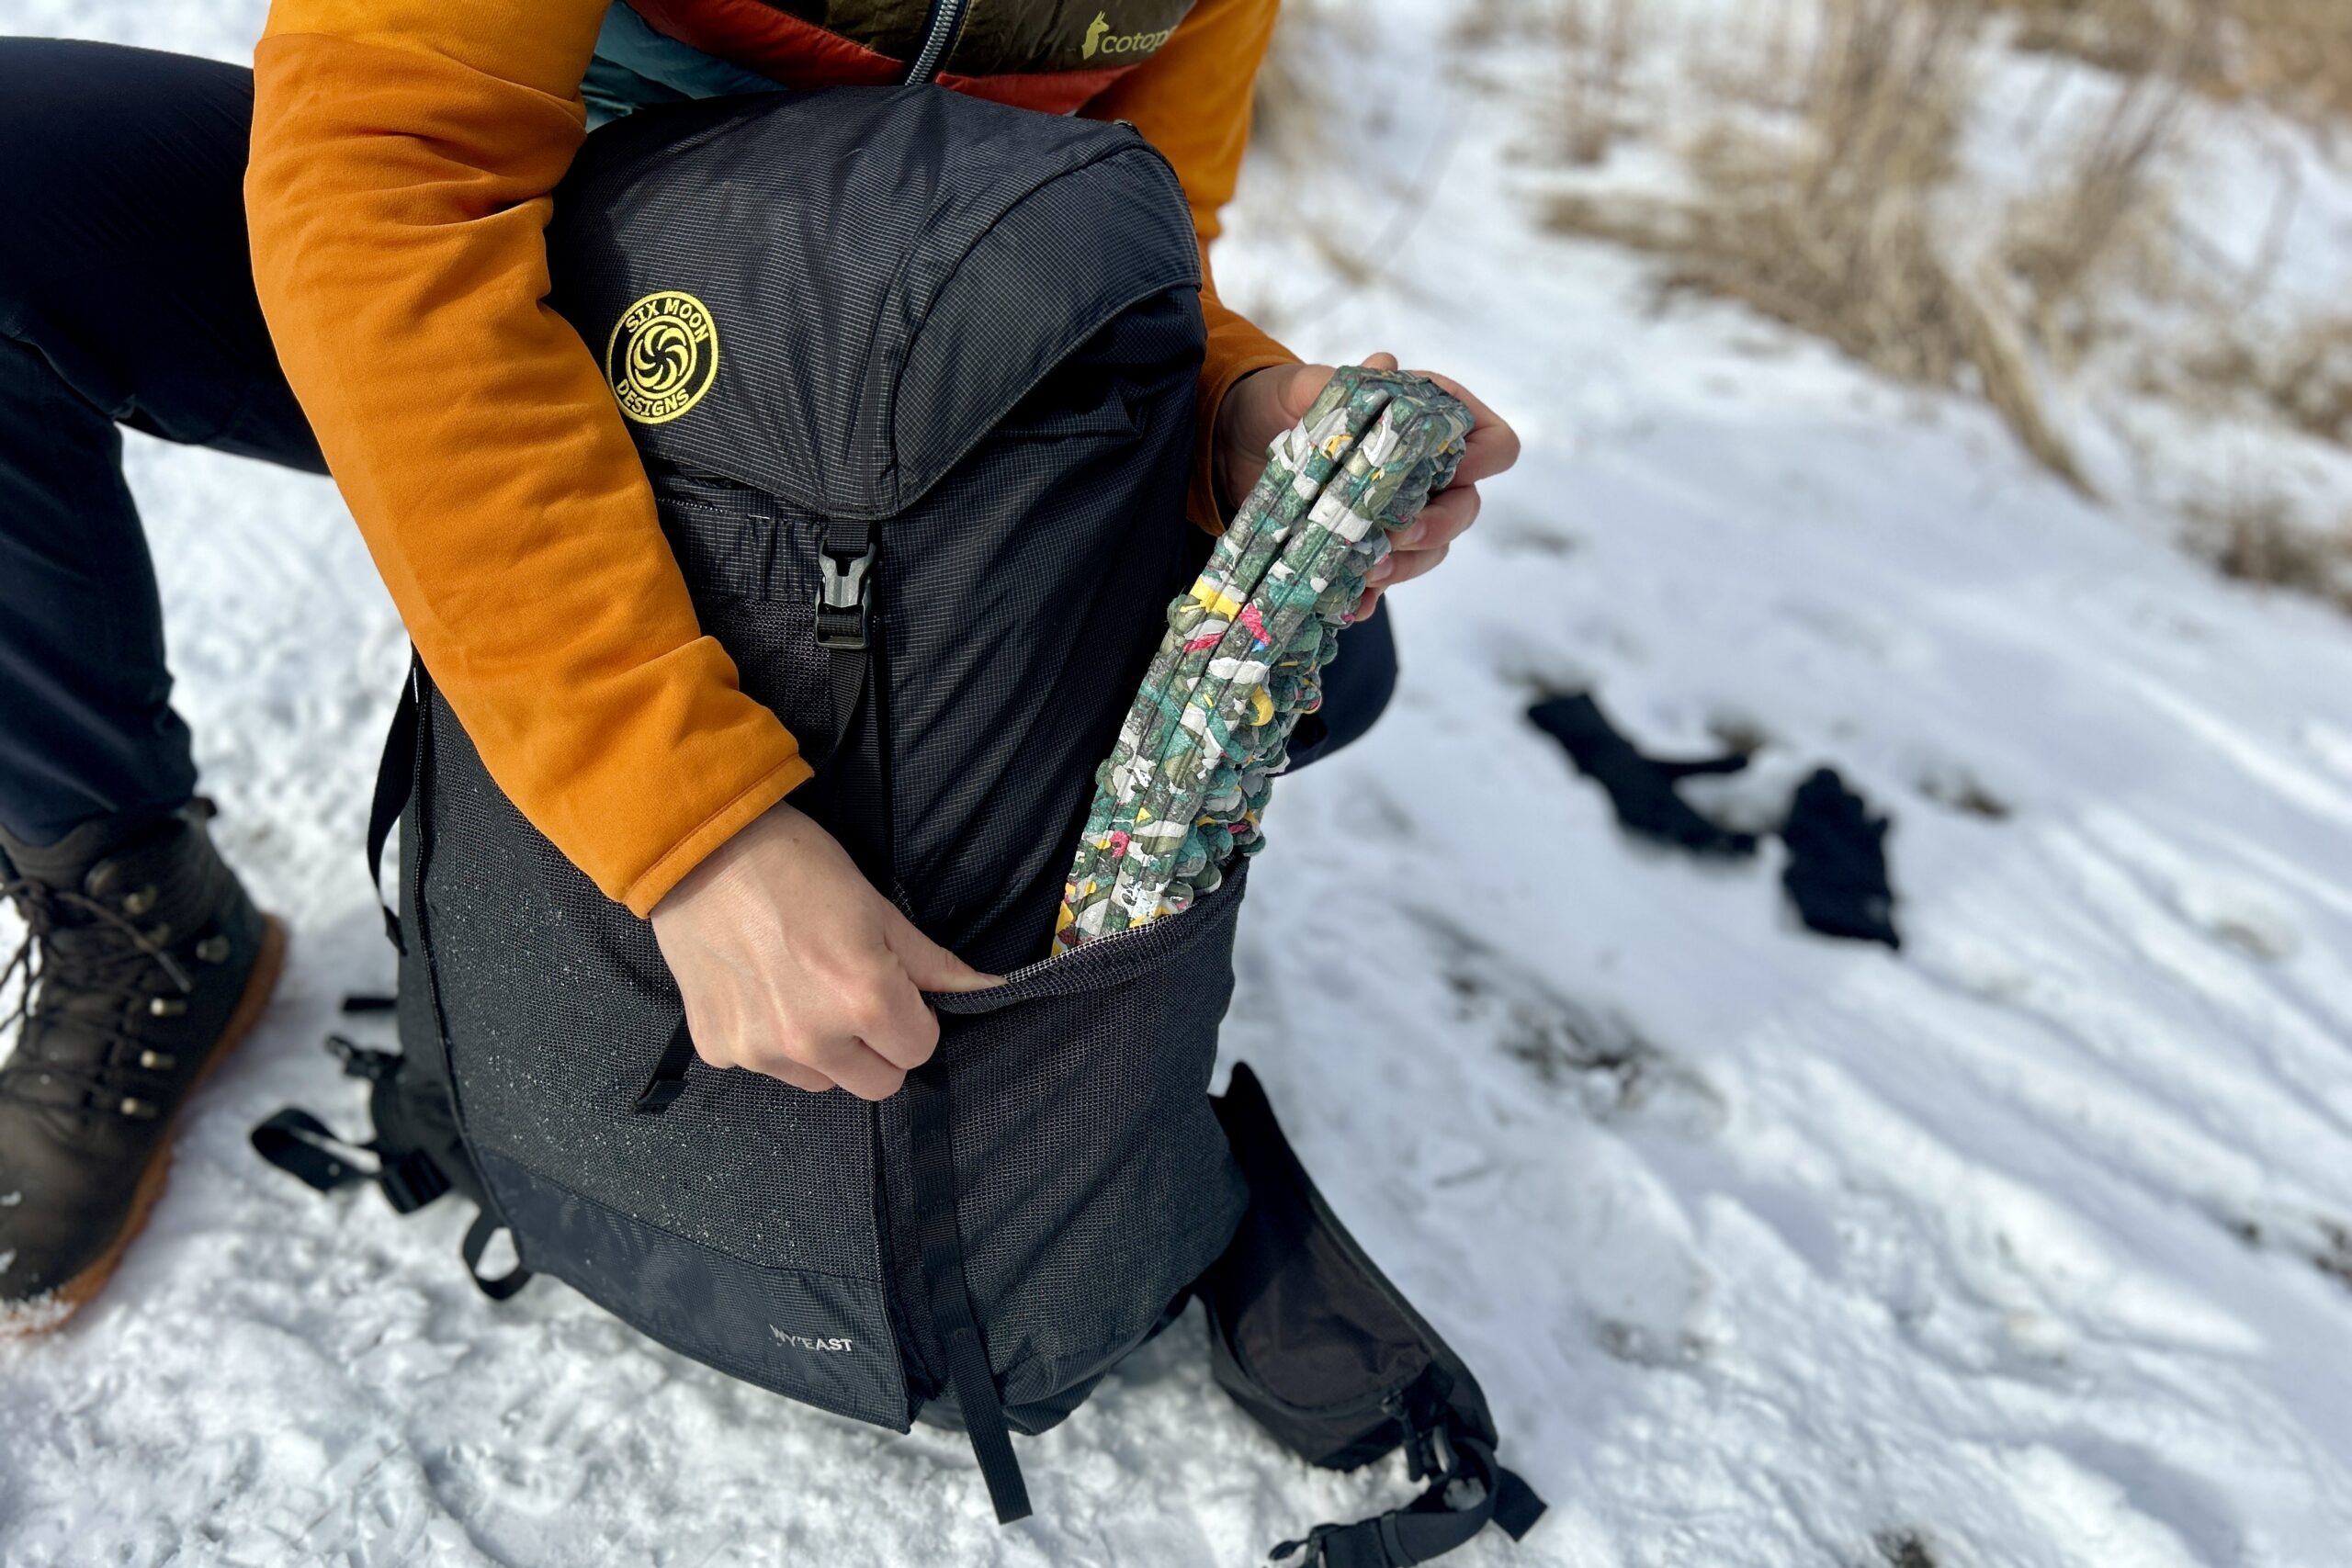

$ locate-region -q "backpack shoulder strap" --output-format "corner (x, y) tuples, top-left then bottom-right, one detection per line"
(367, 660), (422, 954)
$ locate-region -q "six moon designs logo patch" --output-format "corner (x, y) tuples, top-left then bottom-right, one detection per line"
(605, 289), (719, 424)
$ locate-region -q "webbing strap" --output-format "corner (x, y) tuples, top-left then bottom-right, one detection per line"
(818, 522), (1016, 1516)
(366, 664), (422, 953)
(827, 642), (869, 757)
(461, 1211), (535, 1302)
(1272, 1437), (1543, 1568)
(249, 1108), (451, 1216)
(632, 1016), (699, 1114)
(251, 1109), (376, 1196)
(909, 1061), (1031, 1524)
(816, 517), (894, 888)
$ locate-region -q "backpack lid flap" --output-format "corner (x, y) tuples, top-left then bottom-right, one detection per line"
(548, 86), (1203, 519)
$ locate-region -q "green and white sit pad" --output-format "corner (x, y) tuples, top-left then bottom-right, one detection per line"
(1056, 367), (1474, 953)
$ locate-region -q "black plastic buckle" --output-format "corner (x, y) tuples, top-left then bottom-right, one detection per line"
(325, 1032), (400, 1083)
(378, 1149), (452, 1215)
(1268, 1525), (1334, 1564)
(814, 542), (876, 650)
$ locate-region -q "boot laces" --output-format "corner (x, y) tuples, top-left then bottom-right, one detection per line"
(0, 874), (194, 1105)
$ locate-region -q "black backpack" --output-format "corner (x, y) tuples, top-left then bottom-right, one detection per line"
(255, 86), (1543, 1566)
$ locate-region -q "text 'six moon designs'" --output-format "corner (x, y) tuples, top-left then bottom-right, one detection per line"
(605, 290), (719, 424)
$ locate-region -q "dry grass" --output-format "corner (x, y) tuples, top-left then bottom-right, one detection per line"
(1248, 0), (1344, 177)
(1989, 0), (2352, 130)
(2003, 66), (2191, 351)
(1249, 0), (2352, 607)
(1545, 0), (2102, 490)
(1245, 0), (1445, 322)
(1521, 0), (2352, 607)
(2260, 319), (2352, 444)
(2185, 488), (2352, 607)
(1557, 0), (1645, 164)
(2173, 318), (2352, 443)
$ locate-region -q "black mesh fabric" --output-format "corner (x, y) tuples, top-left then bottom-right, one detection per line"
(408, 85), (1248, 1438)
(903, 866), (1251, 1427)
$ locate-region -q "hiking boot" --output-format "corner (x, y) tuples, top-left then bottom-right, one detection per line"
(0, 802), (286, 1332)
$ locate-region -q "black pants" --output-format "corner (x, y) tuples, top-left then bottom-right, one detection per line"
(0, 38), (1393, 847)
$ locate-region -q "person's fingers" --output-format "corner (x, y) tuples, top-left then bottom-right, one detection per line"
(1368, 527), (1452, 581)
(693, 1005), (844, 1094)
(1281, 352), (1399, 422)
(887, 912), (1001, 993)
(1409, 369), (1520, 486)
(1351, 584), (1385, 622)
(1382, 542), (1451, 588)
(757, 1056), (841, 1096)
(846, 969), (943, 1072)
(681, 997), (737, 1070)
(1274, 363), (1337, 422)
(798, 1031), (910, 1101)
(1395, 484), (1480, 550)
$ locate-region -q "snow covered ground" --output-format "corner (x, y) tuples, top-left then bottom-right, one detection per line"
(6, 4), (2352, 1565)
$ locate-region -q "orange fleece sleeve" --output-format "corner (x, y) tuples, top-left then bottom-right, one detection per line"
(1082, 0), (1300, 534)
(246, 0), (812, 918)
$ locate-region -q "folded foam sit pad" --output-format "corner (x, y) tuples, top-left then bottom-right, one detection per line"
(1056, 367), (1473, 953)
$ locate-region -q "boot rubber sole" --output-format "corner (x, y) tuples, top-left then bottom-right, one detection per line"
(5, 913), (288, 1337)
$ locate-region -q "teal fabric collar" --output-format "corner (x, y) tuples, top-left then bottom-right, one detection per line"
(582, 3), (791, 129)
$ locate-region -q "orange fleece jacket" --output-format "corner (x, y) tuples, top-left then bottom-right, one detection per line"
(246, 0), (1295, 917)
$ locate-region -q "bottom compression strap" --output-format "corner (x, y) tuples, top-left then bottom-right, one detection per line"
(249, 1105), (451, 1216)
(1272, 1436), (1545, 1567)
(251, 1108), (375, 1196)
(908, 1061), (1031, 1524)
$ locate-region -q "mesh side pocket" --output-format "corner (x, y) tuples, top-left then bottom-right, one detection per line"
(889, 866), (1253, 1427)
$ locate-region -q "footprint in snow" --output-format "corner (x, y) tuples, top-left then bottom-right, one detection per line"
(1908, 751), (2012, 821)
(1869, 1530), (1941, 1568)
(2221, 1211), (2352, 1298)
(1413, 912), (1726, 1135)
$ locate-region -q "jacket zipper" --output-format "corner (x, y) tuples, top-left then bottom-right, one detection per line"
(904, 0), (969, 85)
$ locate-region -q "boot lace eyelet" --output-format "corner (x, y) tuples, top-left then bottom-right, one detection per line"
(121, 886), (159, 917)
(118, 1096), (160, 1120)
(194, 935), (232, 964)
(137, 1049), (176, 1071)
(147, 997), (188, 1019)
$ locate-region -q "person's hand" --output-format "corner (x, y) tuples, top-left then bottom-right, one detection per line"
(649, 801), (1001, 1100)
(1213, 352), (1521, 620)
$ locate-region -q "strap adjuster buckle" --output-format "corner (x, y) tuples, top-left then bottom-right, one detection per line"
(378, 1149), (452, 1214)
(814, 543), (876, 650)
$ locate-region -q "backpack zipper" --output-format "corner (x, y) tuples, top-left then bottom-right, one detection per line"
(904, 0), (969, 85)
